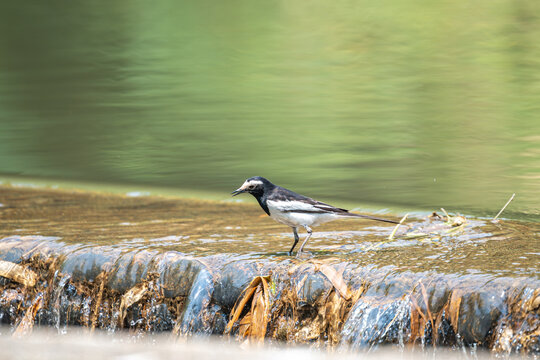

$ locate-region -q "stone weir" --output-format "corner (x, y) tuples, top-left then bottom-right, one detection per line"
(0, 186), (538, 354)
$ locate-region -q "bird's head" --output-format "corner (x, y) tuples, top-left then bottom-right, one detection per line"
(231, 176), (272, 197)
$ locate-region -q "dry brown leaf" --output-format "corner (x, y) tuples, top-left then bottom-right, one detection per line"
(317, 264), (351, 300)
(325, 290), (345, 344)
(89, 272), (107, 331)
(225, 276), (272, 341)
(410, 297), (426, 343)
(448, 290), (462, 333)
(250, 287), (268, 341)
(238, 313), (252, 337)
(0, 260), (37, 287)
(419, 282), (434, 326)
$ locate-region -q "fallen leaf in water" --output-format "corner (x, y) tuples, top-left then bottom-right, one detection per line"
(448, 290), (462, 332)
(316, 264), (351, 300)
(324, 290), (346, 344)
(225, 285), (258, 334)
(250, 286), (268, 340)
(90, 272), (107, 331)
(225, 276), (272, 343)
(419, 282), (434, 325)
(410, 295), (427, 344)
(403, 209), (468, 240)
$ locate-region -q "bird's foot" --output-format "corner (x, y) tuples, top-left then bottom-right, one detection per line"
(295, 251), (311, 259)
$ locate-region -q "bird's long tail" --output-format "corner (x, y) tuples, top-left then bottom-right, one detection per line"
(345, 212), (400, 224)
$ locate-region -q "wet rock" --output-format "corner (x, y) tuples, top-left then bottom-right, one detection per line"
(492, 287), (540, 354)
(0, 236), (64, 263)
(156, 254), (206, 298)
(213, 261), (259, 311)
(61, 247), (122, 283)
(297, 272), (332, 306)
(107, 250), (159, 293)
(177, 265), (215, 335)
(457, 290), (503, 345)
(341, 296), (410, 348)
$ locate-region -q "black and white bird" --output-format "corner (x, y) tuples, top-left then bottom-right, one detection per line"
(231, 176), (399, 256)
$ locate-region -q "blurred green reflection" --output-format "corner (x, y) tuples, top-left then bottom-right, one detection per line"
(0, 1), (538, 220)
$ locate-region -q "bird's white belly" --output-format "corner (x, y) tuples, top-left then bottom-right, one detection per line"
(267, 201), (337, 227)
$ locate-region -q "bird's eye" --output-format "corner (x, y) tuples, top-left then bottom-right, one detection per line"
(248, 185), (255, 190)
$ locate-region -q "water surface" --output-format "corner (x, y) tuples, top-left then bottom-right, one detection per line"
(0, 1), (539, 220)
(0, 186), (538, 353)
(1, 186), (538, 278)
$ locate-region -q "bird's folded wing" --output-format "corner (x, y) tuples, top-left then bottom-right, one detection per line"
(312, 202), (349, 213)
(267, 199), (347, 214)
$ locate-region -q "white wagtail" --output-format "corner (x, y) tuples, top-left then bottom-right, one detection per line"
(231, 176), (400, 256)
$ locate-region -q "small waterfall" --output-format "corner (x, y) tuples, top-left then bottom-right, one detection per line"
(340, 296), (410, 350)
(176, 264), (218, 336)
(0, 236), (538, 354)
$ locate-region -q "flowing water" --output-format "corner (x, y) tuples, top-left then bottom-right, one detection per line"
(0, 186), (538, 354)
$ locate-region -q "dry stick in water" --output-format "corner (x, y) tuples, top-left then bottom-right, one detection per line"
(388, 213), (409, 241)
(364, 213), (410, 252)
(440, 208), (450, 220)
(0, 260), (37, 287)
(90, 272), (107, 332)
(492, 193), (516, 222)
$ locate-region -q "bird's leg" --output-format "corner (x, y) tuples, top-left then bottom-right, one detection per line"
(288, 227), (299, 256)
(297, 225), (313, 255)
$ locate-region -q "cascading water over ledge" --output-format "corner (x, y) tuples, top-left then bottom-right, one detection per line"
(0, 186), (538, 354)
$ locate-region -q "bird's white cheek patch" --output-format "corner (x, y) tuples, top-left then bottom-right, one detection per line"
(242, 180), (263, 189)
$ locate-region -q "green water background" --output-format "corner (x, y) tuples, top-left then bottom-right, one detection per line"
(0, 1), (538, 220)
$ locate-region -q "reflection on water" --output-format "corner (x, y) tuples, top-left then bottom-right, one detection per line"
(0, 1), (539, 220)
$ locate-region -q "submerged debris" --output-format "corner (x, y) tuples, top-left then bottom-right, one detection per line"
(387, 213), (409, 241)
(225, 276), (272, 342)
(118, 278), (150, 328)
(269, 262), (356, 346)
(12, 294), (43, 337)
(0, 260), (37, 287)
(401, 209), (468, 240)
(492, 288), (540, 353)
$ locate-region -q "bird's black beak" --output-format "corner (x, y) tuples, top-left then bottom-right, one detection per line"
(231, 188), (245, 197)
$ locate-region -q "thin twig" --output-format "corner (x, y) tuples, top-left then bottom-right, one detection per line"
(492, 193), (516, 221)
(388, 213), (409, 241)
(440, 208), (450, 221)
